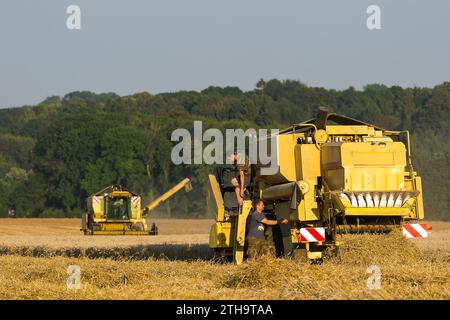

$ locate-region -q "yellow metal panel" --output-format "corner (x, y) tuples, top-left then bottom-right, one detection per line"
(295, 144), (320, 180)
(298, 179), (320, 221)
(209, 222), (233, 248)
(344, 207), (410, 216)
(92, 231), (149, 235)
(414, 176), (425, 220)
(346, 167), (405, 191)
(403, 174), (424, 220)
(110, 191), (132, 197)
(341, 142), (406, 166)
(236, 201), (253, 247)
(307, 251), (322, 260)
(293, 144), (321, 221)
(325, 125), (375, 136)
(261, 132), (318, 185)
(208, 174), (225, 221)
(233, 200), (252, 264)
(363, 136), (393, 143)
(321, 142), (406, 191)
(98, 223), (131, 230)
(276, 134), (298, 182)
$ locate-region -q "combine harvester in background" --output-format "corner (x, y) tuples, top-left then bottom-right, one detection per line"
(208, 108), (428, 264)
(81, 178), (192, 235)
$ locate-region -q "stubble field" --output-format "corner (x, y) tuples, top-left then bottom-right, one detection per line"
(0, 218), (448, 299)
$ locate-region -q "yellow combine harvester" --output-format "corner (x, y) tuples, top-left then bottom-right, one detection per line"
(81, 178), (192, 235)
(209, 108), (425, 263)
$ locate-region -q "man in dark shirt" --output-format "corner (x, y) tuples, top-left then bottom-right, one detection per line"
(247, 199), (288, 260)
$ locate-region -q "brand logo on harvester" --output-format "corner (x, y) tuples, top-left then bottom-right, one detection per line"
(170, 121), (279, 175)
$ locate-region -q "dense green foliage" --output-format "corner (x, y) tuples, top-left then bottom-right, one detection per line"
(0, 80), (449, 219)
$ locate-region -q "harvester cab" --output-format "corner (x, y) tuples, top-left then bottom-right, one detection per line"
(81, 178), (192, 235)
(208, 108), (426, 264)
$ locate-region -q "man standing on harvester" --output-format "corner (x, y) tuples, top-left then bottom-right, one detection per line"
(230, 152), (250, 206)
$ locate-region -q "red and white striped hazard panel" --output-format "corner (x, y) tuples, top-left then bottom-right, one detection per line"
(299, 227), (326, 243)
(132, 196), (140, 206)
(93, 196), (101, 204)
(402, 224), (430, 238)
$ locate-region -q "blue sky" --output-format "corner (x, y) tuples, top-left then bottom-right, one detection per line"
(0, 0), (449, 107)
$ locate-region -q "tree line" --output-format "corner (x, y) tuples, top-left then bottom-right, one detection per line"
(0, 79), (449, 220)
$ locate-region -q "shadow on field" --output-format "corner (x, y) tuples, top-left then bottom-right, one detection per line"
(0, 243), (216, 261)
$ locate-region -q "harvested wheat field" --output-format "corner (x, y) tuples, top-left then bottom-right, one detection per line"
(0, 218), (449, 300)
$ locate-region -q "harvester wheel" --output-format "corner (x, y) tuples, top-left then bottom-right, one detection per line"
(330, 245), (341, 259)
(310, 258), (323, 265)
(212, 249), (233, 263)
(292, 247), (308, 262)
(322, 244), (341, 262)
(149, 222), (158, 235)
